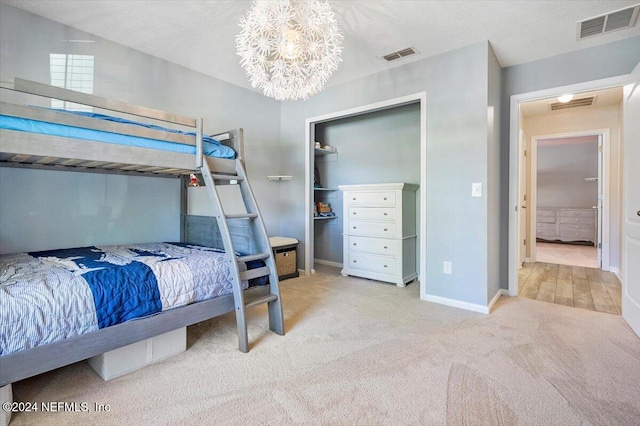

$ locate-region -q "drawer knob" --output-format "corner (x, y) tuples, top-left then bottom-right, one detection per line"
(383, 197), (387, 200)
(384, 265), (388, 268)
(353, 226), (356, 229)
(353, 243), (357, 246)
(353, 260), (357, 263)
(352, 197), (356, 200)
(383, 213), (388, 216)
(383, 246), (388, 249)
(384, 228), (388, 231)
(353, 212), (356, 215)
(637, 210), (640, 217)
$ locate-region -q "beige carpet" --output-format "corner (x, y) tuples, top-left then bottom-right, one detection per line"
(9, 266), (640, 425)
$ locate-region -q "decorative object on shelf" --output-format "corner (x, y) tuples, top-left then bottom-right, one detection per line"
(188, 173), (200, 187)
(236, 0), (343, 101)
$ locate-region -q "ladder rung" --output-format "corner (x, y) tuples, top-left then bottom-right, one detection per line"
(241, 266), (270, 281)
(238, 253), (270, 263)
(226, 213), (258, 220)
(212, 173), (243, 181)
(245, 294), (278, 309)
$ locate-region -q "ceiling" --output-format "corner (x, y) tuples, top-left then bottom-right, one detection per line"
(3, 1), (640, 95)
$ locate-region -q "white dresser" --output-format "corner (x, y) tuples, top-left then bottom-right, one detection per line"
(338, 183), (419, 287)
(536, 207), (596, 244)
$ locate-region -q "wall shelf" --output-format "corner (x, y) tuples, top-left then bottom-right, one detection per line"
(314, 216), (338, 220)
(314, 187), (337, 191)
(314, 147), (337, 156)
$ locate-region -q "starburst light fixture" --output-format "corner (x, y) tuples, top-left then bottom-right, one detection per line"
(236, 0), (343, 101)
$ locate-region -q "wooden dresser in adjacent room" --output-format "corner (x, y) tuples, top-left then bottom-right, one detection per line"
(338, 183), (419, 287)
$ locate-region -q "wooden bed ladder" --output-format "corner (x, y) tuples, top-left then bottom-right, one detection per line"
(200, 157), (285, 353)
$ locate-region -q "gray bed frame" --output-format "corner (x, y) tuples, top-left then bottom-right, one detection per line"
(0, 76), (272, 387)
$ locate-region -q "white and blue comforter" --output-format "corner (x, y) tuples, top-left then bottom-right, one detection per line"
(0, 243), (248, 356)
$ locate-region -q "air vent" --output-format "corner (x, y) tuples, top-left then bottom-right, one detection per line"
(549, 96), (596, 111)
(382, 47), (418, 62)
(577, 5), (639, 39)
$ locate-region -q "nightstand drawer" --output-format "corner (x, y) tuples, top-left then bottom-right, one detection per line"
(348, 236), (396, 255)
(560, 223), (594, 231)
(347, 252), (396, 275)
(537, 209), (556, 217)
(348, 207), (396, 221)
(345, 191), (396, 206)
(538, 216), (557, 223)
(347, 221), (396, 238)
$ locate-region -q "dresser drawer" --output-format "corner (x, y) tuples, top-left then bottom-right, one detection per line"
(536, 223), (556, 233)
(537, 231), (557, 240)
(348, 236), (396, 256)
(538, 216), (557, 224)
(348, 207), (395, 221)
(537, 209), (556, 217)
(560, 223), (594, 232)
(559, 209), (595, 218)
(345, 191), (396, 206)
(559, 216), (595, 225)
(559, 229), (594, 240)
(347, 221), (396, 238)
(346, 252), (396, 275)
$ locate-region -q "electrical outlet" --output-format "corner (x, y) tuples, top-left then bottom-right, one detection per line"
(443, 261), (452, 274)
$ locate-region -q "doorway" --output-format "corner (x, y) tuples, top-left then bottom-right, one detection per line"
(508, 75), (628, 301)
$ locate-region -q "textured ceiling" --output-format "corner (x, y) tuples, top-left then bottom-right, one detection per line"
(3, 0), (639, 95)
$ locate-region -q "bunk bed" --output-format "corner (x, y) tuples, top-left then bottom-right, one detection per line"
(0, 76), (284, 404)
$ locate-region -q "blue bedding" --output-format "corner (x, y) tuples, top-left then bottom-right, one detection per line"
(0, 109), (236, 159)
(0, 243), (259, 355)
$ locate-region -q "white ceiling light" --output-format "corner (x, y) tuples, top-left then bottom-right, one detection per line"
(557, 94), (575, 103)
(236, 0), (343, 101)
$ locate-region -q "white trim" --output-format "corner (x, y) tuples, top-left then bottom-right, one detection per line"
(304, 92), (427, 299)
(508, 74), (629, 298)
(610, 266), (622, 283)
(423, 294), (491, 314)
(487, 289), (504, 313)
(529, 128), (610, 270)
(313, 259), (343, 268)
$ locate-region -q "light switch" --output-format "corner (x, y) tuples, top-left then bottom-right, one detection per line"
(472, 183), (482, 197)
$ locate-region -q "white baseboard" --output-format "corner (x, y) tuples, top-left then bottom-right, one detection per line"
(487, 289), (506, 313)
(610, 266), (622, 282)
(314, 259), (343, 268)
(422, 294), (492, 314)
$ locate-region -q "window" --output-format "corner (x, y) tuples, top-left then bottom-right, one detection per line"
(49, 54), (94, 111)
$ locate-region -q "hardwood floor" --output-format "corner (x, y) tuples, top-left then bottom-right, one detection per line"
(518, 262), (621, 315)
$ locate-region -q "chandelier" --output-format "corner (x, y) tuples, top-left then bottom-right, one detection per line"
(236, 0), (343, 101)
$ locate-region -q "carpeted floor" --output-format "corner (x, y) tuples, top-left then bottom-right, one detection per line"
(8, 266), (640, 425)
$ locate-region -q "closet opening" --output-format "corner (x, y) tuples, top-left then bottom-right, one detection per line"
(304, 93), (427, 295)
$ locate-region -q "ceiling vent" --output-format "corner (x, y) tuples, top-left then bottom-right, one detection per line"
(382, 47), (418, 62)
(577, 5), (639, 40)
(549, 96), (596, 111)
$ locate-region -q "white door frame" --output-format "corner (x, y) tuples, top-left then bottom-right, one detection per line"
(304, 92), (427, 294)
(528, 129), (610, 269)
(508, 75), (628, 296)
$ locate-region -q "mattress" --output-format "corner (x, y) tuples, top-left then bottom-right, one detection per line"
(0, 242), (254, 356)
(0, 110), (236, 159)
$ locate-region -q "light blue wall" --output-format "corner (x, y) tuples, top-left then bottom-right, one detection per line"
(487, 45), (502, 303)
(537, 142), (598, 209)
(0, 4), (283, 252)
(313, 103), (421, 264)
(0, 168), (180, 253)
(281, 42), (494, 307)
